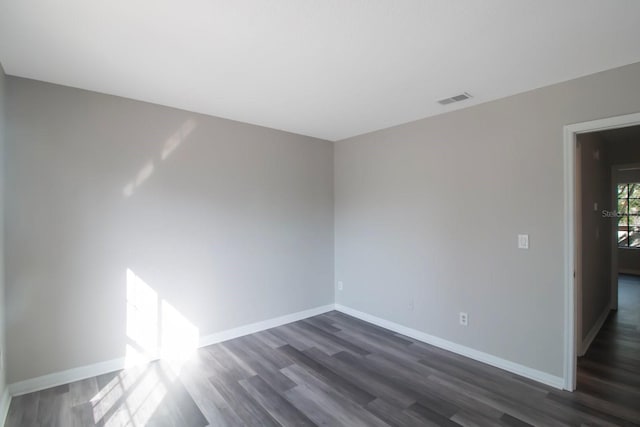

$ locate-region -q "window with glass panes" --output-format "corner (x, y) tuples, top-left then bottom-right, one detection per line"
(617, 183), (640, 248)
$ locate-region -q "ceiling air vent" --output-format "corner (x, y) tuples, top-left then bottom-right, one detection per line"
(437, 92), (472, 106)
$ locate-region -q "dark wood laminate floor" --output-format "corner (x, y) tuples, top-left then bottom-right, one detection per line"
(573, 274), (640, 426)
(6, 279), (640, 426)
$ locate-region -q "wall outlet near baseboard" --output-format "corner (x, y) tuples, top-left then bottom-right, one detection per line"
(337, 281), (343, 291)
(459, 312), (468, 326)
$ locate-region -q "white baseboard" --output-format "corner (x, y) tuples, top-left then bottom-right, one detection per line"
(579, 304), (610, 357)
(8, 302), (565, 397)
(198, 304), (335, 347)
(334, 304), (565, 390)
(0, 388), (11, 427)
(8, 303), (335, 397)
(8, 356), (127, 397)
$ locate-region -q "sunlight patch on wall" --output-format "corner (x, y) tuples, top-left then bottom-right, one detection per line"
(122, 161), (155, 197)
(160, 299), (199, 372)
(161, 118), (197, 160)
(126, 269), (159, 364)
(122, 118), (198, 197)
(125, 268), (199, 372)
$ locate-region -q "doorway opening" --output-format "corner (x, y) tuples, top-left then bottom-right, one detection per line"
(564, 112), (640, 391)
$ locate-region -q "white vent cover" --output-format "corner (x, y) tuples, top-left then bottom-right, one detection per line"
(437, 92), (472, 105)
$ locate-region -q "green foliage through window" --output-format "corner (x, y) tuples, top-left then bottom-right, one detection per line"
(617, 183), (640, 248)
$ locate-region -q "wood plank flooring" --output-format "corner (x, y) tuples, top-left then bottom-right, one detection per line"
(572, 274), (640, 426)
(6, 277), (640, 426)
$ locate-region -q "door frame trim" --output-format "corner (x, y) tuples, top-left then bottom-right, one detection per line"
(563, 111), (640, 391)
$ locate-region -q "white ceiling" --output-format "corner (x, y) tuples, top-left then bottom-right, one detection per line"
(1, 1), (640, 141)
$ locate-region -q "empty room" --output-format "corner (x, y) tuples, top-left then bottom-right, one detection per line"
(1, 1), (640, 426)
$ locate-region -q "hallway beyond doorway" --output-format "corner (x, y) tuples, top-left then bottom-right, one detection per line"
(577, 274), (640, 417)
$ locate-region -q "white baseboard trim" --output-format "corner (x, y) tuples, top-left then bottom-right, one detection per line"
(198, 304), (335, 347)
(8, 302), (566, 397)
(579, 304), (610, 357)
(8, 357), (127, 397)
(8, 303), (335, 397)
(0, 388), (11, 427)
(334, 304), (565, 390)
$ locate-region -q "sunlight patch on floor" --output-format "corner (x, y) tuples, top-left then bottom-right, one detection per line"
(91, 268), (200, 425)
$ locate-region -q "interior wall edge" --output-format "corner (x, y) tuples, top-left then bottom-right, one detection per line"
(579, 302), (611, 357)
(0, 389), (9, 427)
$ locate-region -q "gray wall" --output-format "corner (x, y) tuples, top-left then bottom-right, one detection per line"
(577, 132), (611, 342)
(5, 77), (334, 383)
(6, 59), (640, 386)
(0, 63), (7, 400)
(334, 61), (640, 377)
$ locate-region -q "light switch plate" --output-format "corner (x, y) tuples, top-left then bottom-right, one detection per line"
(518, 234), (529, 249)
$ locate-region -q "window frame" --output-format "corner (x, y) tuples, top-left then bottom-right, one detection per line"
(617, 182), (640, 249)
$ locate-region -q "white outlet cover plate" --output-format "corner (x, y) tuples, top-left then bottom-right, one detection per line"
(459, 312), (468, 325)
(518, 234), (529, 249)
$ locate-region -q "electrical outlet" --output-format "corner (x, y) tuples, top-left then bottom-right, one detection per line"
(459, 312), (468, 326)
(337, 281), (343, 291)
